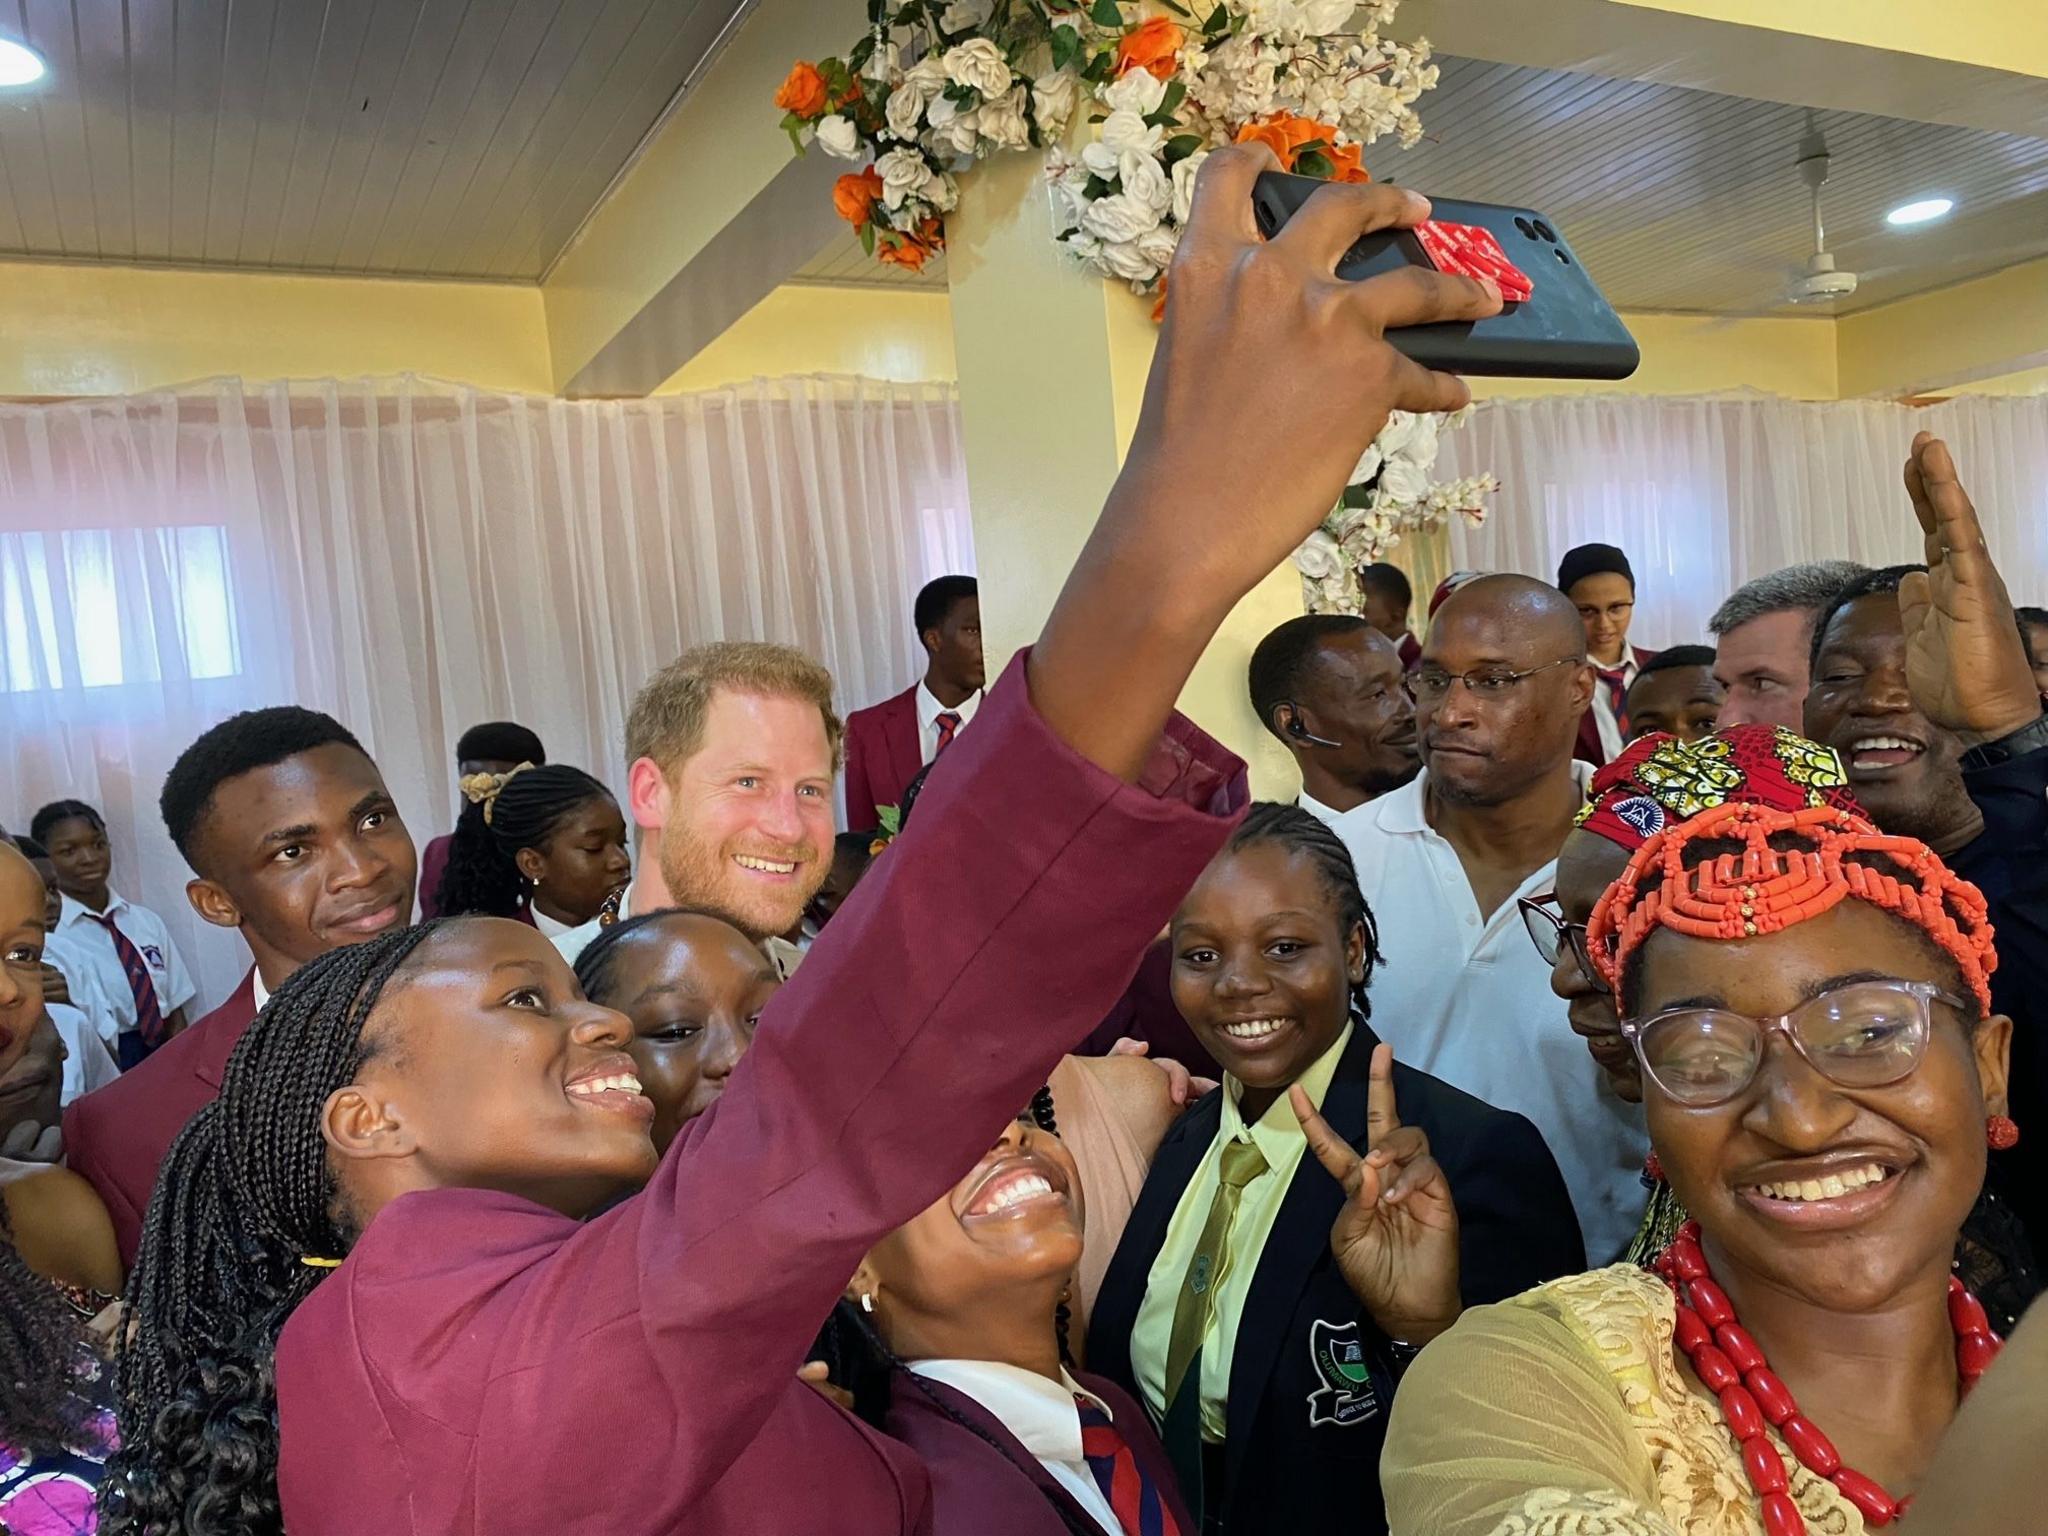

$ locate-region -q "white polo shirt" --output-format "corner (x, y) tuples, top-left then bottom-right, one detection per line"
(50, 1002), (120, 1103)
(52, 892), (197, 1041)
(42, 933), (122, 1049)
(1328, 764), (1648, 1264)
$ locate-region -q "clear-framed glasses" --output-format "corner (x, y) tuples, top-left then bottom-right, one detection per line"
(1405, 657), (1580, 706)
(1619, 979), (1965, 1108)
(1517, 893), (1609, 995)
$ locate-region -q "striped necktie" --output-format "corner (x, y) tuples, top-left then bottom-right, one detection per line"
(1078, 1397), (1182, 1536)
(1596, 664), (1631, 740)
(88, 912), (165, 1047)
(934, 710), (962, 756)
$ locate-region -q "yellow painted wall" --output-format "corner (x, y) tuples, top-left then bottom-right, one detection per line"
(0, 258), (552, 397)
(655, 286), (956, 393)
(1837, 255), (2048, 399)
(1473, 312), (1840, 401)
(1614, 0), (2048, 80)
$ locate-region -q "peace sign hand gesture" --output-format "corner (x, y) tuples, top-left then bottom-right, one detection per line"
(1291, 1043), (1461, 1345)
(1899, 432), (2042, 745)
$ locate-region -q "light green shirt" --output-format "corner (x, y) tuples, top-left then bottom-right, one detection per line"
(1129, 1022), (1354, 1439)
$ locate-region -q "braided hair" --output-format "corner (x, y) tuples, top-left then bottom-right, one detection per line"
(101, 923), (445, 1536)
(0, 1221), (96, 1458)
(1221, 802), (1385, 1018)
(433, 764), (615, 920)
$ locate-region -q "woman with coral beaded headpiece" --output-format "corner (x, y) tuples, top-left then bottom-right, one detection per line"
(1382, 793), (2022, 1536)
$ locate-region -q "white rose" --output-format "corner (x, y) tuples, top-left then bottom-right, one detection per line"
(1349, 443), (1383, 486)
(1094, 236), (1160, 283)
(1377, 458), (1429, 504)
(1405, 411), (1442, 465)
(1170, 150), (1207, 224)
(1099, 107), (1165, 159)
(1081, 139), (1121, 178)
(940, 0), (992, 29)
(876, 146), (939, 211)
(1118, 148), (1172, 215)
(1301, 0), (1358, 32)
(1373, 410), (1422, 461)
(976, 86), (1031, 150)
(885, 81), (929, 140)
(1081, 191), (1163, 245)
(931, 107), (983, 159)
(815, 114), (862, 160)
(1102, 67), (1168, 118)
(1031, 70), (1080, 135)
(942, 37), (1012, 99)
(1293, 529), (1345, 581)
(1135, 222), (1180, 272)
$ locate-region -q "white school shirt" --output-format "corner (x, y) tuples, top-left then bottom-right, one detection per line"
(1589, 651), (1641, 763)
(907, 1360), (1122, 1536)
(53, 892), (198, 1039)
(915, 681), (983, 766)
(42, 933), (122, 1049)
(552, 885), (636, 967)
(1327, 764), (1649, 1264)
(50, 1002), (120, 1104)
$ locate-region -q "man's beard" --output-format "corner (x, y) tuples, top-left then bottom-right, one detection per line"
(657, 826), (825, 941)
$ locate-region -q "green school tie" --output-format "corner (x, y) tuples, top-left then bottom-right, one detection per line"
(1161, 1136), (1270, 1413)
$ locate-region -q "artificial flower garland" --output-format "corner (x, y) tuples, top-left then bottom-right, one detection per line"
(774, 0), (1491, 610)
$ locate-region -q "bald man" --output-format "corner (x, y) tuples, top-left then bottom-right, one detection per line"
(1325, 575), (1647, 1262)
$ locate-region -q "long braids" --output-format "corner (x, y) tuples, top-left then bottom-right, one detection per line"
(433, 764), (613, 920)
(101, 923), (445, 1536)
(0, 1218), (97, 1458)
(1223, 802), (1385, 1020)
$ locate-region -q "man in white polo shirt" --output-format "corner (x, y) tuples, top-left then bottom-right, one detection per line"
(1247, 614), (1420, 828)
(1310, 575), (1648, 1262)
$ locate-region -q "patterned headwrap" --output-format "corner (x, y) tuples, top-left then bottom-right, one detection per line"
(1574, 724), (1865, 852)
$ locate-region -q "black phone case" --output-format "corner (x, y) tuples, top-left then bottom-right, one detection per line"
(1251, 171), (1640, 380)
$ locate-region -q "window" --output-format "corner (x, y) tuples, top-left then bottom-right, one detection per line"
(0, 525), (241, 693)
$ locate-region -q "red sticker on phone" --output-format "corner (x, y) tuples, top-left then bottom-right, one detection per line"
(1415, 220), (1532, 302)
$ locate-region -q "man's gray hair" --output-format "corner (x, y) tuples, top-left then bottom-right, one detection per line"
(1708, 560), (1871, 637)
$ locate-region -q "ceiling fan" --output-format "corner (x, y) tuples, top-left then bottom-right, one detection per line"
(1781, 125), (1859, 306)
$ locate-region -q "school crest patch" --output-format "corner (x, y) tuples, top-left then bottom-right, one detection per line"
(141, 944), (166, 969)
(1305, 1318), (1379, 1428)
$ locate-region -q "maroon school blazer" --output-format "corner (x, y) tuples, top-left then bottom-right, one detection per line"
(889, 1369), (1193, 1536)
(272, 654), (1246, 1536)
(843, 683), (924, 834)
(64, 968), (259, 1265)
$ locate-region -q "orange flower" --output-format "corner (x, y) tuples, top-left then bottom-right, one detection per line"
(1233, 112), (1326, 169)
(878, 218), (945, 272)
(1116, 16), (1186, 80)
(833, 167), (884, 227)
(774, 61), (829, 119)
(1324, 141), (1372, 184)
(1150, 274), (1169, 325)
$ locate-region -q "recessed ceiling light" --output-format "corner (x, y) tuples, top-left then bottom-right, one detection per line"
(1886, 197), (1955, 227)
(0, 37), (45, 87)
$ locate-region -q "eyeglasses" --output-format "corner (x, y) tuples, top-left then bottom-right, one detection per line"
(1405, 657), (1580, 706)
(1620, 979), (1966, 1108)
(1517, 893), (1609, 994)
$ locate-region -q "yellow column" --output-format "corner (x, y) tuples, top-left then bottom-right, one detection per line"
(947, 147), (1302, 799)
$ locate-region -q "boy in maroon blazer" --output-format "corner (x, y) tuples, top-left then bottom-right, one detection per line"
(63, 706), (416, 1262)
(843, 575), (985, 833)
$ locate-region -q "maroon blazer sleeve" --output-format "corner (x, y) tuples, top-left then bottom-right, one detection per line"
(843, 709), (885, 835)
(280, 653), (1245, 1531)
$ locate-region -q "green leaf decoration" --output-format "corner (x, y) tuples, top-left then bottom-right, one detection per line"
(877, 804), (902, 837)
(1089, 0), (1124, 25)
(1202, 3), (1229, 35)
(1162, 132), (1204, 163)
(859, 221), (876, 256)
(1295, 148), (1334, 179)
(1050, 24), (1079, 71)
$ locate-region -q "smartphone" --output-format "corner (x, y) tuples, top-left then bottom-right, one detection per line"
(1250, 171), (1640, 380)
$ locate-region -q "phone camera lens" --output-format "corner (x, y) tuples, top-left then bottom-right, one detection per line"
(1533, 219), (1559, 242)
(1513, 215), (1537, 239)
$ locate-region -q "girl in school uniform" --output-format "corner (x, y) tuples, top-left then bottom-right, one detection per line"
(429, 763), (631, 937)
(1087, 805), (1588, 1536)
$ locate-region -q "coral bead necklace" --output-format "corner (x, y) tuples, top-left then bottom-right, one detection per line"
(1653, 1220), (2001, 1533)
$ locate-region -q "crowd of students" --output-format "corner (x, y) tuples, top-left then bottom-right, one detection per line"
(0, 147), (2042, 1536)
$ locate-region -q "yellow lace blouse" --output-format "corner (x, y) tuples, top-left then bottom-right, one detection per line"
(1381, 1265), (1867, 1536)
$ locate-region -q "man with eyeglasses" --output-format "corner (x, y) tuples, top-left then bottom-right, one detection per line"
(1331, 573), (1646, 1263)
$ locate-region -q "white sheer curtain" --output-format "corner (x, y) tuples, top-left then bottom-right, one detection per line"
(0, 374), (971, 1012)
(1434, 392), (2048, 650)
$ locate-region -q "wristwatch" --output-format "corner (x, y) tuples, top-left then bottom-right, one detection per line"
(1960, 711), (2048, 771)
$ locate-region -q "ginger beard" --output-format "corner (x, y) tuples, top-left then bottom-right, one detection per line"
(656, 815), (826, 942)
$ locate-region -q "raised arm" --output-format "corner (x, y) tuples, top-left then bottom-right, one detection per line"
(395, 147), (1502, 1524)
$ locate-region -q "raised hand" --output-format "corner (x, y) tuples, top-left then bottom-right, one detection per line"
(1292, 1043), (1460, 1345)
(1899, 433), (2042, 745)
(1030, 143), (1502, 783)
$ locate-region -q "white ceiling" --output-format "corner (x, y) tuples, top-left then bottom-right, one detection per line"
(795, 55), (2048, 317)
(0, 0), (749, 280)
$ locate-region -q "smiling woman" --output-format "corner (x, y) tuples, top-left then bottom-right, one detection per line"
(1383, 799), (2036, 1536)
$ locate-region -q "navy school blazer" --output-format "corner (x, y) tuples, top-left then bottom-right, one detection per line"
(1086, 1021), (1588, 1536)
